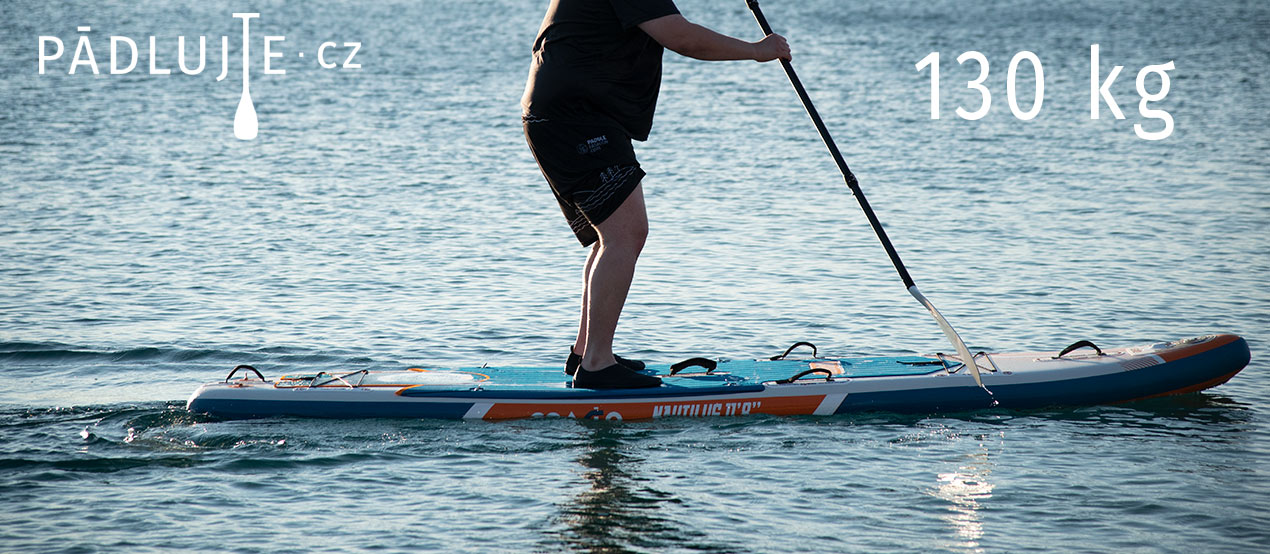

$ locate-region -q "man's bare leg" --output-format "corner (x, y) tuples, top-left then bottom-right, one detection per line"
(579, 183), (647, 372)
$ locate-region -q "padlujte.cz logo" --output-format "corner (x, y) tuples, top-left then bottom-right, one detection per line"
(37, 13), (362, 140)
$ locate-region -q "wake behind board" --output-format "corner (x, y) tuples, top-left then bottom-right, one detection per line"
(187, 334), (1249, 421)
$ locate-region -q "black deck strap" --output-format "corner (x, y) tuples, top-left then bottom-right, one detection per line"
(1054, 340), (1105, 359)
(225, 364), (265, 382)
(974, 351), (1001, 373)
(669, 358), (718, 376)
(898, 359), (945, 366)
(770, 341), (818, 360)
(774, 368), (833, 384)
(935, 353), (974, 374)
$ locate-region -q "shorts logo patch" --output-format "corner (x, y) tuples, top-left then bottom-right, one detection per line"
(576, 134), (609, 154)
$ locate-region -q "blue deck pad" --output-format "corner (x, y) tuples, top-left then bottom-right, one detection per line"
(703, 357), (950, 379)
(436, 356), (948, 391)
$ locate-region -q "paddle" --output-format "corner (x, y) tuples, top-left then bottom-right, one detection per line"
(744, 0), (989, 392)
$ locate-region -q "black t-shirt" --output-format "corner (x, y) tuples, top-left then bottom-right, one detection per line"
(521, 0), (681, 141)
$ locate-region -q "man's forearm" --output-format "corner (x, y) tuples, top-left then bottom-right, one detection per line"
(640, 14), (788, 63)
(663, 21), (757, 61)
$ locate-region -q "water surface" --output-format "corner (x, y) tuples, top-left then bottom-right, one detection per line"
(2, 1), (1267, 552)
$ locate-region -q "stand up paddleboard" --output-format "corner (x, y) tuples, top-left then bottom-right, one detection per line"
(187, 4), (1252, 421)
(187, 335), (1249, 420)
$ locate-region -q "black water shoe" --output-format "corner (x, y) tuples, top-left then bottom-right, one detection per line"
(573, 363), (662, 390)
(565, 350), (647, 376)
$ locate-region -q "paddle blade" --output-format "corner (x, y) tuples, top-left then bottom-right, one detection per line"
(908, 285), (987, 391)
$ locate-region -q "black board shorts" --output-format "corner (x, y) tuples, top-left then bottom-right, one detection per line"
(523, 115), (645, 246)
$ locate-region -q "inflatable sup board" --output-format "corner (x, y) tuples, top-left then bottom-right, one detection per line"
(187, 334), (1249, 421)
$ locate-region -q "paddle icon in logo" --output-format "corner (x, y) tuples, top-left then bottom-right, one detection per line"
(232, 13), (258, 140)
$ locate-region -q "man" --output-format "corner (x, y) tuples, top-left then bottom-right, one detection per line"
(522, 0), (791, 389)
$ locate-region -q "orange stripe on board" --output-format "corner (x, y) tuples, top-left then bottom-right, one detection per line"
(1122, 369), (1244, 403)
(1156, 334), (1240, 363)
(482, 395), (826, 421)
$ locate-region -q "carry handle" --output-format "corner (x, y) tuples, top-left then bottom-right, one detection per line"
(225, 364), (265, 382)
(669, 358), (719, 376)
(774, 368), (833, 384)
(1054, 340), (1105, 359)
(770, 341), (818, 360)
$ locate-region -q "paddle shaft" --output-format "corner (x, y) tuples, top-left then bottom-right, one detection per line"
(745, 0), (989, 391)
(744, 0), (915, 289)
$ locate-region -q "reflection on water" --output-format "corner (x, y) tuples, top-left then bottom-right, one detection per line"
(931, 446), (995, 552)
(552, 421), (738, 554)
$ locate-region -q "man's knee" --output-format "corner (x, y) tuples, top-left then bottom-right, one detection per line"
(602, 220), (647, 253)
(627, 219), (648, 251)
